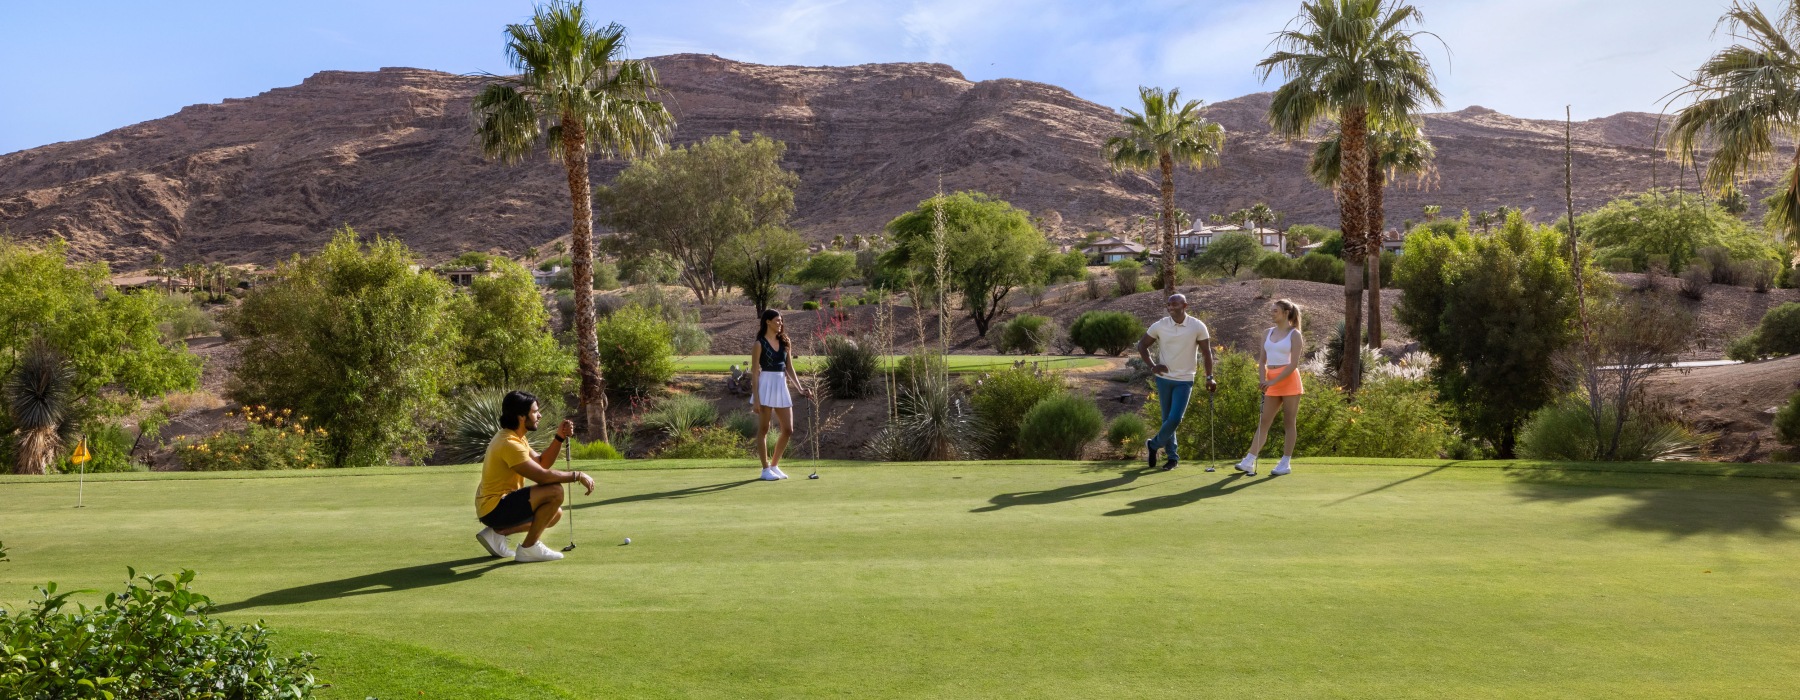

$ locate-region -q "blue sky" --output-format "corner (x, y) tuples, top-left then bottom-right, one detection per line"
(0, 0), (1733, 154)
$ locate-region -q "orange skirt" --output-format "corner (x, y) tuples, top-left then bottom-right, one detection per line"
(1264, 366), (1304, 397)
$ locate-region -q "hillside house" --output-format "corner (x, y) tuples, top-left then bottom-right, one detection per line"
(1082, 237), (1148, 263)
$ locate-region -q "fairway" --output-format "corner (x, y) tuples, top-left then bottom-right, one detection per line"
(5, 460), (1799, 698)
(669, 354), (1108, 373)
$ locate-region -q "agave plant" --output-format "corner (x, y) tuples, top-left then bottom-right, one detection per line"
(7, 340), (76, 475)
(445, 389), (550, 464)
(871, 365), (982, 461)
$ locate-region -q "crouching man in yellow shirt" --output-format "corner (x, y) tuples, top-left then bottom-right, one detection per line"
(475, 391), (595, 563)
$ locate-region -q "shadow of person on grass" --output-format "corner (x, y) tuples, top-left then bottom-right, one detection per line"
(1508, 468), (1800, 539)
(972, 467), (1159, 512)
(212, 557), (507, 613)
(1102, 472), (1269, 516)
(571, 480), (759, 510)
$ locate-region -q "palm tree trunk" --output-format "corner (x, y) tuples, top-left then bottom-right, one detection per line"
(1366, 165), (1386, 349)
(1337, 107), (1371, 394)
(561, 115), (609, 444)
(1159, 153), (1178, 294)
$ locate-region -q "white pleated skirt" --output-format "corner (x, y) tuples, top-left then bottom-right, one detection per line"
(752, 372), (793, 408)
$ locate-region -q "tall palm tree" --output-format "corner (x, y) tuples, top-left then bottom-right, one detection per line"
(1259, 0), (1442, 393)
(1669, 0), (1800, 245)
(473, 1), (674, 442)
(1308, 121), (1437, 347)
(1105, 86), (1227, 293)
(1248, 202), (1280, 232)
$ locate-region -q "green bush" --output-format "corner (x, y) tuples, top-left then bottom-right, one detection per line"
(1254, 254), (1298, 280)
(655, 426), (749, 459)
(1068, 311), (1145, 356)
(157, 293), (217, 342)
(1297, 252), (1345, 284)
(176, 406), (328, 471)
(801, 300), (821, 310)
(822, 335), (880, 399)
(1018, 393), (1105, 459)
(1334, 376), (1457, 458)
(969, 367), (1064, 458)
(893, 352), (948, 391)
(723, 410), (760, 440)
(1105, 414), (1147, 454)
(569, 439), (623, 460)
(640, 393), (718, 437)
(1777, 391), (1800, 447)
(65, 420), (137, 474)
(995, 314), (1060, 355)
(0, 570), (320, 697)
(1733, 303), (1800, 360)
(1109, 260), (1142, 297)
(594, 305), (676, 395)
(1518, 396), (1707, 462)
(669, 312), (712, 355)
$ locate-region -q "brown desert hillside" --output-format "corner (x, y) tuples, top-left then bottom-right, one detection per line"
(0, 54), (1760, 268)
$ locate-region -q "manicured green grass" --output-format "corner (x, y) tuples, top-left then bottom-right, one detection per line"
(5, 459), (1799, 698)
(669, 354), (1108, 373)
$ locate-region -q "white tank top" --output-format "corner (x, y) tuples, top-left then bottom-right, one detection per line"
(1264, 327), (1296, 366)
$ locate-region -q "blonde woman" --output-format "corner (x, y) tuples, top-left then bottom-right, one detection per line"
(751, 309), (811, 481)
(1237, 299), (1304, 476)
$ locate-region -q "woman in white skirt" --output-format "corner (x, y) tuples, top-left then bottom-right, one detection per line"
(751, 309), (811, 480)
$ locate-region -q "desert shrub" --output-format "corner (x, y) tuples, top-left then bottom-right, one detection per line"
(1678, 263), (1711, 300)
(1743, 259), (1777, 292)
(1297, 252), (1345, 284)
(1730, 302), (1800, 360)
(969, 367), (1064, 458)
(1519, 396), (1707, 461)
(1780, 264), (1797, 289)
(640, 393), (718, 437)
(594, 305), (676, 395)
(1775, 391), (1800, 447)
(821, 335), (880, 399)
(64, 420), (137, 474)
(1018, 393), (1104, 460)
(1334, 376), (1458, 458)
(1084, 277), (1105, 300)
(995, 314), (1060, 355)
(1024, 282), (1048, 307)
(723, 410), (759, 440)
(176, 406), (328, 471)
(158, 293), (217, 342)
(893, 352), (948, 391)
(1110, 260), (1142, 297)
(868, 364), (978, 461)
(1068, 311), (1145, 356)
(654, 426), (748, 459)
(569, 439), (624, 460)
(1254, 254), (1299, 280)
(593, 260), (621, 290)
(802, 300), (821, 310)
(0, 570), (320, 698)
(1105, 414), (1148, 455)
(668, 309), (712, 355)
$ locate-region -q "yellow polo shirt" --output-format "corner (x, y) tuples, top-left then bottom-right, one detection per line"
(475, 430), (533, 517)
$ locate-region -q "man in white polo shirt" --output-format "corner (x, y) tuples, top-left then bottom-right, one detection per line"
(1135, 294), (1216, 471)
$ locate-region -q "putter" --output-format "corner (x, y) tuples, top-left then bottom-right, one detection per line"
(1204, 390), (1217, 472)
(561, 442), (577, 552)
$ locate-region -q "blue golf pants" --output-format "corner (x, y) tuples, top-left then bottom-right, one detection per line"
(1150, 376), (1194, 460)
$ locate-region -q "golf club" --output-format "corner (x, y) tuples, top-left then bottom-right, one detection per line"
(1204, 390), (1216, 472)
(561, 439), (577, 552)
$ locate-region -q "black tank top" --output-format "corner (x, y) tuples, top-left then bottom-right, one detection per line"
(758, 335), (788, 372)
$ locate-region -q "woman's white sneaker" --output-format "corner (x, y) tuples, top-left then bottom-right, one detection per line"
(476, 527), (514, 559)
(514, 542), (565, 563)
(771, 466), (790, 479)
(1235, 455), (1258, 476)
(1272, 457), (1292, 476)
(760, 467), (781, 481)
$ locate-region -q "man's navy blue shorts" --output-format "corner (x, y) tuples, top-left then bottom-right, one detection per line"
(479, 486), (535, 529)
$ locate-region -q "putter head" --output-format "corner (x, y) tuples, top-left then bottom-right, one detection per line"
(808, 471), (819, 480)
(561, 543), (577, 552)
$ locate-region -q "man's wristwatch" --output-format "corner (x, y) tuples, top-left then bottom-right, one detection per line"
(554, 435), (568, 444)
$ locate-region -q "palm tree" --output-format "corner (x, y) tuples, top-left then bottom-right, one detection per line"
(1259, 0), (1443, 392)
(1308, 121), (1437, 347)
(1422, 204), (1441, 222)
(1472, 210), (1499, 234)
(473, 1), (674, 442)
(1248, 203), (1279, 232)
(1669, 0), (1800, 244)
(1104, 86), (1227, 293)
(6, 340), (74, 474)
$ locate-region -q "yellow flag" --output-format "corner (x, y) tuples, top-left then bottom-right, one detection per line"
(71, 440), (91, 465)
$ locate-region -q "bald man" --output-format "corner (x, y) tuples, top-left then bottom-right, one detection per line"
(1135, 294), (1217, 471)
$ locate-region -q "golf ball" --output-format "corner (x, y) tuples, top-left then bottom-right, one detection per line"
(623, 537), (631, 545)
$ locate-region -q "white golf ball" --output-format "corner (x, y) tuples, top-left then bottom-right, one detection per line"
(623, 537), (632, 545)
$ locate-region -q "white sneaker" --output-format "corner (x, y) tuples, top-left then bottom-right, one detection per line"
(1272, 458), (1292, 476)
(771, 466), (790, 479)
(476, 527), (514, 559)
(514, 542), (565, 563)
(761, 467), (781, 481)
(1235, 455), (1258, 476)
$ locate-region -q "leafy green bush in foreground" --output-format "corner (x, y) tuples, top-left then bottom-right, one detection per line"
(0, 569), (319, 698)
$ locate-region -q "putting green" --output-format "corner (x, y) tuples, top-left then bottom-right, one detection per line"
(4, 459), (1799, 698)
(669, 354), (1108, 374)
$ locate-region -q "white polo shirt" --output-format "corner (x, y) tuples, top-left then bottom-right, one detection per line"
(1146, 315), (1210, 381)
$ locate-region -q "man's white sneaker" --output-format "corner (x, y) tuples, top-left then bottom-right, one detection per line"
(1272, 458), (1292, 476)
(1235, 455), (1258, 476)
(771, 466), (790, 479)
(760, 467), (781, 481)
(514, 542), (565, 563)
(476, 527), (514, 559)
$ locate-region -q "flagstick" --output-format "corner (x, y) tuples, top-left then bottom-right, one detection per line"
(76, 461), (85, 508)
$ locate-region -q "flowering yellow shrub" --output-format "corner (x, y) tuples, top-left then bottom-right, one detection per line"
(175, 405), (328, 471)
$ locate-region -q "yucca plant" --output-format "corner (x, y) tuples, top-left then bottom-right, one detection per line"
(870, 362), (981, 461)
(445, 389), (550, 464)
(7, 340), (76, 475)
